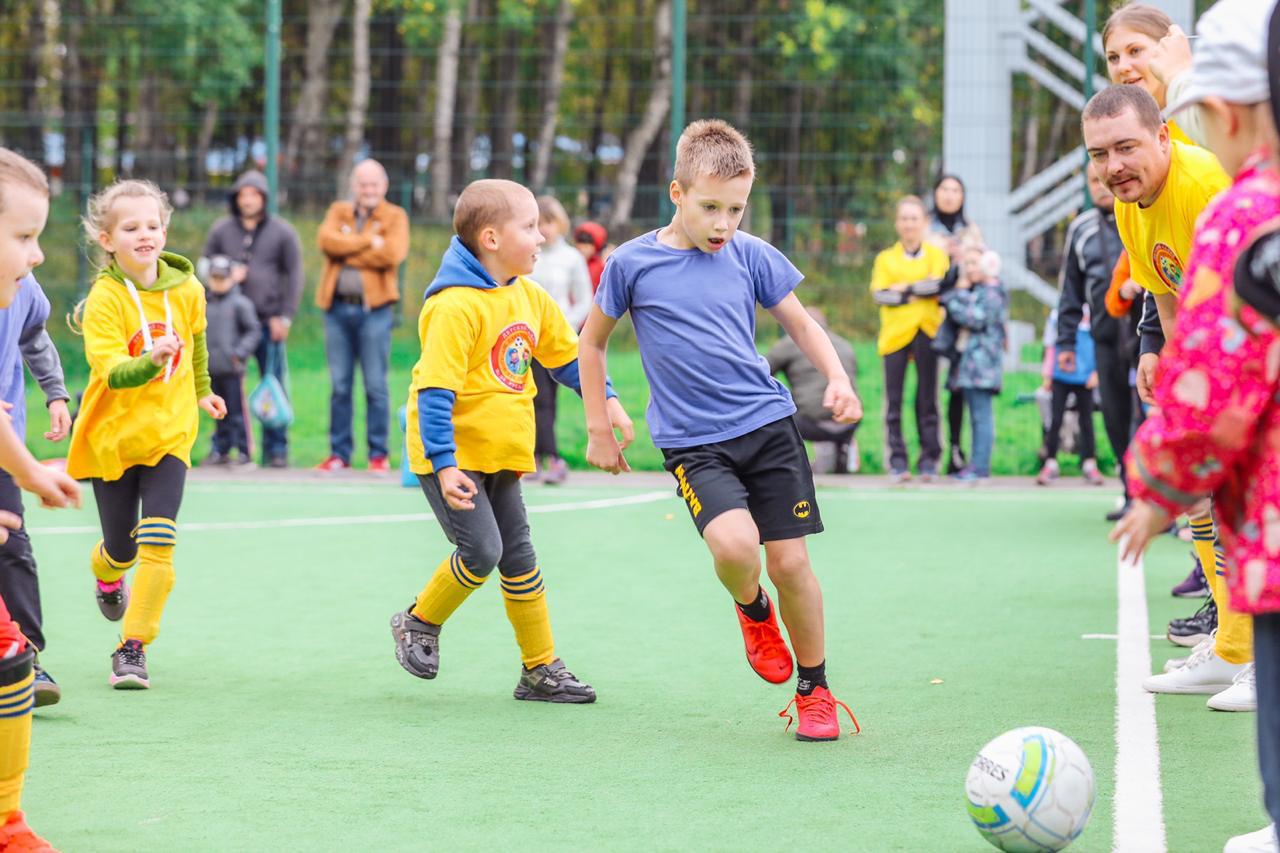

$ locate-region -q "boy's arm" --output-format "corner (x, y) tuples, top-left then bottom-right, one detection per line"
(0, 409), (79, 509)
(579, 305), (630, 473)
(19, 325), (69, 406)
(766, 293), (861, 423)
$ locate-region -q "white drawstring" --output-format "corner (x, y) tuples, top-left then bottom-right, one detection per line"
(123, 277), (173, 382)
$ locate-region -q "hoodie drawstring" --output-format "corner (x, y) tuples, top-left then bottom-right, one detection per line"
(124, 277), (174, 382)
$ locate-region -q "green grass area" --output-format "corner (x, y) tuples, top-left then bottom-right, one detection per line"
(19, 481), (1264, 851)
(24, 335), (1111, 477)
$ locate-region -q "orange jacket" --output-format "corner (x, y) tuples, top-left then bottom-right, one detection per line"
(315, 200), (409, 310)
(1105, 251), (1133, 318)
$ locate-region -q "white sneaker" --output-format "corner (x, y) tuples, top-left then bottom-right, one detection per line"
(1164, 635), (1215, 672)
(1142, 643), (1247, 694)
(1208, 663), (1257, 712)
(1224, 825), (1278, 852)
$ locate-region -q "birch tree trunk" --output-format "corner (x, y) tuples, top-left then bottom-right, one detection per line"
(530, 0), (572, 191)
(284, 0), (343, 192)
(429, 1), (465, 219)
(336, 0), (372, 194)
(610, 0), (672, 231)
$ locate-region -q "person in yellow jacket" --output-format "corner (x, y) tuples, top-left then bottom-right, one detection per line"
(67, 180), (226, 690)
(870, 195), (951, 483)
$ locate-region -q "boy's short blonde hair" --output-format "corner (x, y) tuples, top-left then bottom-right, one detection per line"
(673, 119), (755, 189)
(453, 179), (530, 252)
(0, 148), (49, 214)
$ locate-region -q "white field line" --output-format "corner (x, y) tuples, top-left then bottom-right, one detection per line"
(1114, 541), (1167, 852)
(26, 490), (673, 536)
(1082, 634), (1165, 641)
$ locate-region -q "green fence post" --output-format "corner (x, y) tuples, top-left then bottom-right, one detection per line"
(264, 0), (282, 215)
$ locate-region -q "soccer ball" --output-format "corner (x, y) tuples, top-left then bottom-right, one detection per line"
(964, 727), (1096, 852)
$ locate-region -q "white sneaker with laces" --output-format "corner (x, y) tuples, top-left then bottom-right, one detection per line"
(1224, 824), (1278, 853)
(1165, 635), (1214, 672)
(1208, 663), (1257, 712)
(1142, 642), (1246, 694)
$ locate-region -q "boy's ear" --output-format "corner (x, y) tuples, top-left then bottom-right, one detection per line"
(478, 224), (500, 252)
(668, 179), (683, 208)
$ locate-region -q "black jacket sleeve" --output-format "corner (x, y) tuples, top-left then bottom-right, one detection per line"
(1138, 290), (1166, 356)
(1056, 231), (1086, 352)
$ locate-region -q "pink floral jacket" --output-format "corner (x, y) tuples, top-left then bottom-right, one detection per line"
(1127, 154), (1280, 615)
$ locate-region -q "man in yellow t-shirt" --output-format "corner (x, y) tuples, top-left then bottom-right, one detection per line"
(393, 178), (632, 705)
(869, 195), (951, 482)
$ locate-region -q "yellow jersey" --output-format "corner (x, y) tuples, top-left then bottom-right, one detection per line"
(1115, 140), (1231, 296)
(869, 241), (950, 356)
(67, 257), (209, 482)
(1168, 119), (1193, 147)
(405, 277), (580, 475)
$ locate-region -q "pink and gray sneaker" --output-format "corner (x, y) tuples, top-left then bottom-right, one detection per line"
(95, 578), (129, 622)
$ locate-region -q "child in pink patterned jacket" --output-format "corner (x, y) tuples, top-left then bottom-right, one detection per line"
(1112, 2), (1280, 846)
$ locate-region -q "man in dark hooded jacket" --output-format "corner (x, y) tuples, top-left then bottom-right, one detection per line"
(200, 171), (305, 468)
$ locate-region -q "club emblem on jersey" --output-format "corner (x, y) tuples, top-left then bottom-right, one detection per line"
(1152, 242), (1183, 293)
(127, 322), (182, 382)
(793, 500), (811, 519)
(490, 322), (536, 391)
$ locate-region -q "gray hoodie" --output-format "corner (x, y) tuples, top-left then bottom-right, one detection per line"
(200, 171), (305, 322)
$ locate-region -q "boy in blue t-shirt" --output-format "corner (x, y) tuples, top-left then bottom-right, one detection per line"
(578, 119), (863, 741)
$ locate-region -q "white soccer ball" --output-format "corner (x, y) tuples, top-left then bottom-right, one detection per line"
(964, 727), (1096, 852)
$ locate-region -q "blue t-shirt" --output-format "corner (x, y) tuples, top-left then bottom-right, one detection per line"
(0, 276), (50, 441)
(595, 230), (802, 448)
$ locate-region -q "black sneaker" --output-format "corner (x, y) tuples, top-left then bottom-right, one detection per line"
(1168, 597), (1217, 648)
(513, 659), (596, 704)
(389, 608), (440, 679)
(32, 663), (60, 707)
(95, 578), (129, 622)
(109, 640), (149, 689)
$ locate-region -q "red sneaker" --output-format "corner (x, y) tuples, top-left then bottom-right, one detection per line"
(0, 811), (57, 852)
(368, 456), (390, 473)
(778, 685), (860, 742)
(735, 602), (793, 684)
(314, 455), (350, 472)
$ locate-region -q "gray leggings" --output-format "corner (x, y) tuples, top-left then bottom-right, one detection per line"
(419, 470), (537, 579)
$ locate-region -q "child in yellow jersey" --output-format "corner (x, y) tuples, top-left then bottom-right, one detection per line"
(0, 147), (84, 852)
(870, 195), (950, 482)
(392, 178), (632, 703)
(66, 180), (226, 690)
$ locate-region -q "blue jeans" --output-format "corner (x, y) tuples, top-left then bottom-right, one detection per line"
(962, 387), (996, 477)
(324, 302), (393, 462)
(254, 327), (290, 462)
(1255, 613), (1280, 827)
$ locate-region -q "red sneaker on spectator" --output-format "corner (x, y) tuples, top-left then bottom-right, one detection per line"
(368, 456), (390, 473)
(315, 455), (350, 472)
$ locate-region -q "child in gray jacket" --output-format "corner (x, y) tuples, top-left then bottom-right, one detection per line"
(204, 256), (261, 466)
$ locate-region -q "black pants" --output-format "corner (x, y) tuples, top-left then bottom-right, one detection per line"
(91, 455), (187, 564)
(1095, 342), (1134, 497)
(0, 472), (42, 651)
(946, 386), (966, 473)
(1254, 613), (1280, 827)
(882, 331), (941, 474)
(210, 372), (252, 456)
(1044, 381), (1096, 461)
(532, 361), (558, 458)
(418, 470), (536, 579)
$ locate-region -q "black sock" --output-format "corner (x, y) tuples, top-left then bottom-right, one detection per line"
(796, 661), (827, 696)
(736, 586), (771, 622)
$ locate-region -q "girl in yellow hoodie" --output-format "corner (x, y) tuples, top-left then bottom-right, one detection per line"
(67, 180), (225, 689)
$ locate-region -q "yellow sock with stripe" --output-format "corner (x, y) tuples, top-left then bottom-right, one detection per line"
(90, 539), (133, 584)
(1188, 515), (1216, 588)
(501, 568), (555, 670)
(121, 519), (177, 645)
(412, 552), (486, 625)
(0, 651), (34, 821)
(1212, 546), (1254, 664)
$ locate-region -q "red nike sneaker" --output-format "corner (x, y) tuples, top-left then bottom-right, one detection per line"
(778, 686), (860, 742)
(0, 811), (57, 852)
(367, 456), (390, 473)
(735, 603), (793, 684)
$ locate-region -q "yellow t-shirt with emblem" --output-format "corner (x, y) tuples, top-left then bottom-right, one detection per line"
(66, 273), (209, 482)
(870, 241), (950, 356)
(1115, 140), (1231, 296)
(405, 278), (580, 475)
(1168, 119), (1193, 147)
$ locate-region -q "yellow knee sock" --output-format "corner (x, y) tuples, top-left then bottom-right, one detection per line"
(1212, 547), (1254, 664)
(122, 521), (177, 645)
(501, 568), (555, 670)
(412, 552), (486, 625)
(0, 654), (34, 821)
(90, 539), (133, 584)
(1188, 515), (1216, 584)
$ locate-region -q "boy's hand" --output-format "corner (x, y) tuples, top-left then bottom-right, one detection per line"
(1119, 279), (1143, 301)
(1137, 353), (1159, 404)
(199, 394), (227, 420)
(150, 335), (180, 366)
(1057, 350), (1077, 374)
(1110, 499), (1170, 564)
(45, 399), (71, 441)
(586, 430), (631, 475)
(605, 397), (635, 450)
(0, 510), (20, 545)
(824, 376), (862, 424)
(438, 466), (477, 510)
(15, 463), (81, 510)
